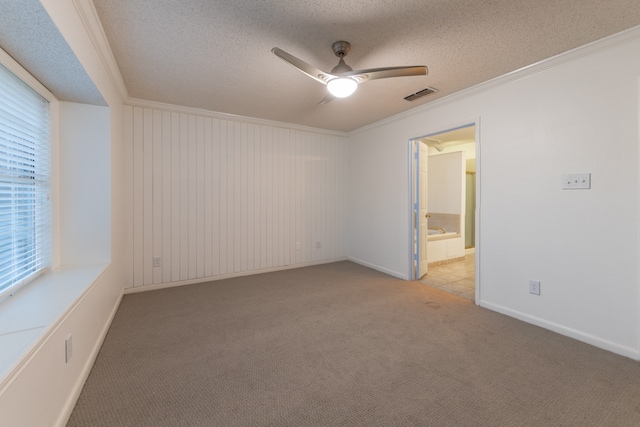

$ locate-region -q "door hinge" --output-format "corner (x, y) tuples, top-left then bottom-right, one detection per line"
(414, 151), (419, 160)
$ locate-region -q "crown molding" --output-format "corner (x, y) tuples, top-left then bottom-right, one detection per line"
(72, 0), (128, 102)
(126, 97), (349, 137)
(350, 24), (640, 136)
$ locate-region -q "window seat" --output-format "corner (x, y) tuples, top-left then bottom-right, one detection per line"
(0, 263), (110, 388)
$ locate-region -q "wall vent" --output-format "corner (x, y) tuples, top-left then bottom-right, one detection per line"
(404, 86), (438, 101)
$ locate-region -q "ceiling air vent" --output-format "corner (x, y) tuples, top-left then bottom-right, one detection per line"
(404, 86), (438, 101)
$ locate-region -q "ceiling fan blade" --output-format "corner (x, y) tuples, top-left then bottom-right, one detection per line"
(343, 65), (427, 83)
(271, 48), (335, 85)
(318, 94), (336, 105)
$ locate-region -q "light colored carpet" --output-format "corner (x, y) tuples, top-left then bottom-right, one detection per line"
(67, 261), (640, 426)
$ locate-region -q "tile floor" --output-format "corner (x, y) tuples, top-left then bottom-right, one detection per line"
(419, 254), (475, 301)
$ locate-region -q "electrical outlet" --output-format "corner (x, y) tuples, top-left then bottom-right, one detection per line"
(153, 257), (162, 267)
(529, 280), (541, 296)
(65, 334), (73, 363)
(316, 241), (321, 249)
(296, 242), (301, 251)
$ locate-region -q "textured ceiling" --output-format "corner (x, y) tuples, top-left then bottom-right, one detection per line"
(90, 1), (640, 131)
(0, 0), (106, 106)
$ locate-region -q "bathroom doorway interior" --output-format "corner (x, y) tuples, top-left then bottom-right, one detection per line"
(411, 124), (477, 301)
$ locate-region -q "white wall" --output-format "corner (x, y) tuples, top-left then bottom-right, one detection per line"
(59, 102), (111, 265)
(428, 151), (465, 214)
(2, 3), (639, 425)
(348, 30), (640, 359)
(123, 102), (349, 290)
(0, 1), (125, 426)
(430, 141), (476, 172)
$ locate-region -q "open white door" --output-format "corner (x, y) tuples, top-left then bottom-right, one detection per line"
(417, 141), (429, 278)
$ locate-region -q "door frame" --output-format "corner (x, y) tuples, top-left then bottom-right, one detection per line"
(411, 139), (429, 279)
(408, 119), (481, 304)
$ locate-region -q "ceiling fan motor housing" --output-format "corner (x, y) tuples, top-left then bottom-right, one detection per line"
(331, 41), (351, 57)
(330, 41), (354, 74)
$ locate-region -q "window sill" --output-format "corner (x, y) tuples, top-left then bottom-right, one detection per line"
(0, 263), (110, 387)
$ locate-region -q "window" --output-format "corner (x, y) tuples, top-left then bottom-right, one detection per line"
(0, 63), (51, 299)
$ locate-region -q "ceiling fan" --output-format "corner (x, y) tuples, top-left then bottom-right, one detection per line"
(271, 41), (428, 103)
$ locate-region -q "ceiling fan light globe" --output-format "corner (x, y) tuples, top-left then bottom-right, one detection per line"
(327, 77), (357, 98)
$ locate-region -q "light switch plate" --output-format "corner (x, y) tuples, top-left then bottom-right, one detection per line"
(562, 173), (590, 189)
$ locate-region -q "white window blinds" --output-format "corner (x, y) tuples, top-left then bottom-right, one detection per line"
(0, 63), (51, 299)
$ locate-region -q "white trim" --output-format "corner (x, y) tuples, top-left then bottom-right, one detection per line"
(124, 257), (349, 294)
(72, 0), (129, 101)
(637, 75), (640, 360)
(0, 47), (54, 102)
(408, 139), (417, 280)
(126, 98), (349, 137)
(480, 300), (640, 361)
(347, 256), (408, 280)
(407, 119), (480, 286)
(473, 118), (481, 306)
(350, 25), (640, 136)
(56, 283), (123, 427)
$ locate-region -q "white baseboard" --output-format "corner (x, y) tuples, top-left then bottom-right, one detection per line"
(347, 257), (408, 280)
(124, 257), (349, 294)
(480, 300), (640, 361)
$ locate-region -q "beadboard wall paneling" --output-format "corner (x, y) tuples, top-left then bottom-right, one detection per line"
(123, 105), (348, 288)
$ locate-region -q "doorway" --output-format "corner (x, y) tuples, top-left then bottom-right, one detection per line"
(410, 123), (479, 302)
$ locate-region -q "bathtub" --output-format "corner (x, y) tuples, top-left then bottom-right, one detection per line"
(427, 229), (465, 263)
(427, 228), (460, 241)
